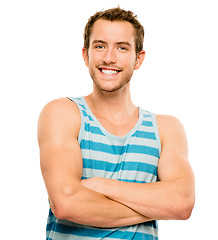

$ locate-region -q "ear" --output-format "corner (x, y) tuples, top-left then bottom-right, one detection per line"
(82, 47), (89, 67)
(134, 50), (146, 70)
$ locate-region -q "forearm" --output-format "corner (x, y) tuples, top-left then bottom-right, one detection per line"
(50, 183), (152, 228)
(82, 177), (195, 221)
(104, 180), (191, 220)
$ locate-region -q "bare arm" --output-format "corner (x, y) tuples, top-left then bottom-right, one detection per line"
(81, 115), (195, 220)
(38, 98), (151, 228)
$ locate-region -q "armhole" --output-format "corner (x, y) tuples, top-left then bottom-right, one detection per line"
(67, 97), (84, 144)
(151, 113), (161, 157)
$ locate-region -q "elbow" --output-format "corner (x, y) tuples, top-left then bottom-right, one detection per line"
(53, 205), (67, 220)
(53, 208), (65, 220)
(50, 197), (70, 220)
(176, 195), (195, 220)
(50, 186), (79, 220)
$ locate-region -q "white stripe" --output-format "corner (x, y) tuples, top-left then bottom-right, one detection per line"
(82, 150), (159, 166)
(82, 168), (157, 182)
(81, 132), (159, 148)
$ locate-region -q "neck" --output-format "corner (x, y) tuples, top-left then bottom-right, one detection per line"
(85, 84), (138, 121)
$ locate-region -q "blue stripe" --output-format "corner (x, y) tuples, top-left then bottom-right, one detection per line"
(142, 121), (153, 127)
(84, 123), (105, 135)
(46, 221), (158, 239)
(81, 140), (160, 158)
(48, 208), (53, 217)
(78, 103), (86, 110)
(132, 130), (156, 140)
(81, 140), (123, 155)
(82, 110), (93, 121)
(83, 158), (157, 175)
(128, 144), (159, 157)
(143, 113), (151, 118)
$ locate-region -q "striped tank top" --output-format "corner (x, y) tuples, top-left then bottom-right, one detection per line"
(46, 96), (161, 240)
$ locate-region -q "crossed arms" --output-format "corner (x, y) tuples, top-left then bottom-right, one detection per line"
(38, 98), (195, 228)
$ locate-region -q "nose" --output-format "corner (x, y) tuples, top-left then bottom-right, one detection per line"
(103, 48), (117, 64)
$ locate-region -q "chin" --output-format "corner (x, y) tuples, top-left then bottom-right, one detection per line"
(95, 81), (130, 93)
(90, 69), (132, 93)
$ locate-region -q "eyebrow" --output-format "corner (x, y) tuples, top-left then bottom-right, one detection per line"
(91, 40), (132, 47)
(117, 41), (132, 46)
(91, 40), (106, 45)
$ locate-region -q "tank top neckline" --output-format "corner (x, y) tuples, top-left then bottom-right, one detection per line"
(81, 96), (143, 142)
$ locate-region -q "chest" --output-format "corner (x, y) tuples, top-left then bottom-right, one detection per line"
(80, 130), (160, 183)
(78, 103), (160, 183)
(94, 115), (139, 137)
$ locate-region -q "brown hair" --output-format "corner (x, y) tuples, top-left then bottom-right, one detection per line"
(84, 7), (144, 56)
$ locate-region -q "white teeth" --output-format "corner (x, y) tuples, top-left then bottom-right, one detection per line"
(101, 69), (119, 75)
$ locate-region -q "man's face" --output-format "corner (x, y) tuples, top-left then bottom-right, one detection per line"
(83, 19), (144, 93)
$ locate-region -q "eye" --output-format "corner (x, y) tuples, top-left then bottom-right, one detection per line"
(96, 45), (105, 49)
(118, 46), (128, 51)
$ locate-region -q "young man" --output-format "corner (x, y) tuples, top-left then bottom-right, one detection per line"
(38, 7), (195, 240)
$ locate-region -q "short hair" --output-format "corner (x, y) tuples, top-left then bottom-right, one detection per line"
(84, 7), (144, 56)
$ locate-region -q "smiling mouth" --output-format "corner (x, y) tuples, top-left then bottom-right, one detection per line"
(99, 68), (121, 76)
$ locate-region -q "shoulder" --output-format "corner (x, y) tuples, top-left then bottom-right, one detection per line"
(156, 114), (184, 129)
(155, 115), (187, 149)
(38, 97), (80, 119)
(37, 98), (81, 145)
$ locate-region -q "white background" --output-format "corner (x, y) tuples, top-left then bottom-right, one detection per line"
(1, 0), (217, 239)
